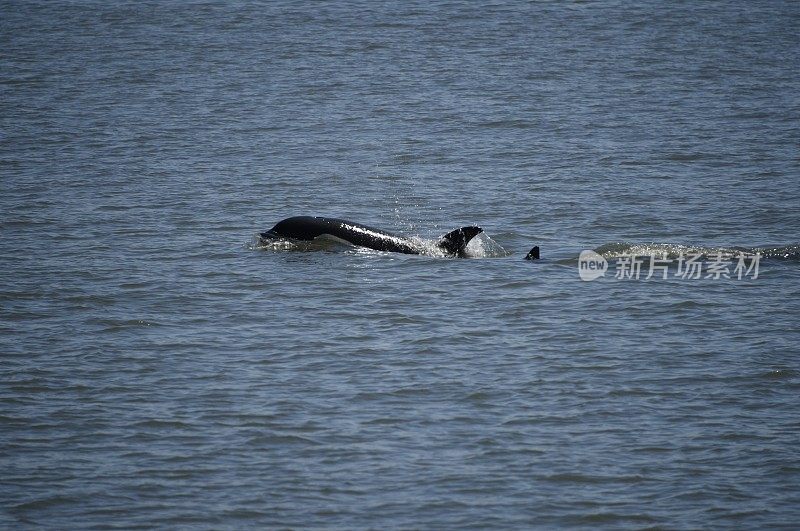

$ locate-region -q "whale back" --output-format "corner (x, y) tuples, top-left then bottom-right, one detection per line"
(266, 216), (341, 240)
(263, 216), (484, 258)
(264, 216), (419, 254)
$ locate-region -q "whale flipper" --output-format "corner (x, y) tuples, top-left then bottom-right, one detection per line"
(438, 226), (483, 257)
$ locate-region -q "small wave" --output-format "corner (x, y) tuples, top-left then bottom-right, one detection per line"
(247, 234), (349, 253)
(760, 368), (795, 379)
(248, 232), (510, 258)
(748, 244), (800, 260)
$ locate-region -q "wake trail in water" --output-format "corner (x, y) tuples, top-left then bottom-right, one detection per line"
(592, 243), (800, 261)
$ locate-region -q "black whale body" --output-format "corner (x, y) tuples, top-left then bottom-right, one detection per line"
(260, 216), (483, 257)
(260, 216), (541, 260)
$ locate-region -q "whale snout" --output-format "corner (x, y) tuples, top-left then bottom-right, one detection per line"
(259, 229), (280, 241)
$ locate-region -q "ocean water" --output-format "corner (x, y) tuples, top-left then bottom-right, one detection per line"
(2, 0), (799, 528)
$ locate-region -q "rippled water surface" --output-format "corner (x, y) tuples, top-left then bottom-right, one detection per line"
(2, 0), (800, 528)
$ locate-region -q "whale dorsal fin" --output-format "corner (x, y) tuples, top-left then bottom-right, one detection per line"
(438, 226), (483, 257)
(525, 246), (540, 260)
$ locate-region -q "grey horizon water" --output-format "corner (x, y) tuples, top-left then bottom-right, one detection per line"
(2, 0), (800, 528)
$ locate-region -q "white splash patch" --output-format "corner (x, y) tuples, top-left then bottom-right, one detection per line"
(249, 234), (295, 251)
(252, 233), (346, 253)
(464, 233), (510, 258)
(404, 233), (509, 258)
(406, 236), (448, 258)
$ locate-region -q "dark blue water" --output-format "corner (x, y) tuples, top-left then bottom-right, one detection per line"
(2, 1), (799, 528)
